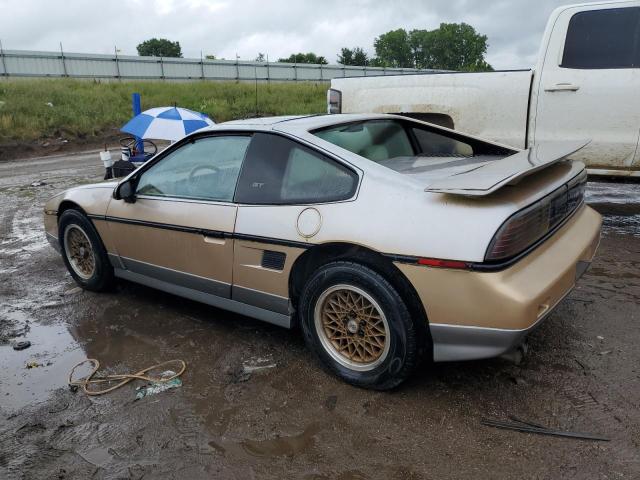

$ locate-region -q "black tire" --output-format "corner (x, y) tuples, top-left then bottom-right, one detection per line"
(299, 261), (423, 390)
(58, 209), (114, 292)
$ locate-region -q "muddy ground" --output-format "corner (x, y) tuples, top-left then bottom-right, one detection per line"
(0, 152), (638, 479)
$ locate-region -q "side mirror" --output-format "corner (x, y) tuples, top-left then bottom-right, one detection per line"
(114, 178), (137, 203)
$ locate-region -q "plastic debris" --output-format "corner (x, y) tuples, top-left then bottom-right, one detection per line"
(30, 181), (46, 187)
(135, 370), (182, 400)
(12, 340), (31, 351)
(69, 359), (186, 396)
(62, 286), (82, 296)
(242, 357), (277, 374)
(481, 416), (610, 442)
(243, 362), (277, 373)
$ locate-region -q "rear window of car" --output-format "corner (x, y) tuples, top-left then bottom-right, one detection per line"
(313, 119), (479, 162)
(312, 119), (515, 178)
(561, 7), (640, 69)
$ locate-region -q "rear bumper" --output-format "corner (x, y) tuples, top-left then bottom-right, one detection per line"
(427, 284), (573, 361)
(395, 205), (602, 362)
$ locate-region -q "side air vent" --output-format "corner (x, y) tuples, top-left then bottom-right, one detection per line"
(261, 250), (286, 270)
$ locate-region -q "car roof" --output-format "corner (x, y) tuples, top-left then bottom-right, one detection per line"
(220, 115), (312, 126)
(203, 113), (404, 133)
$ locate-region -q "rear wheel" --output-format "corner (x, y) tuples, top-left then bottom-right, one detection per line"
(59, 209), (114, 291)
(299, 261), (422, 390)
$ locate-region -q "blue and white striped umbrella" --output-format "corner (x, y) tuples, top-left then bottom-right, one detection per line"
(121, 106), (215, 141)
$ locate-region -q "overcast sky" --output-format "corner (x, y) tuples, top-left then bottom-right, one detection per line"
(0, 0), (581, 68)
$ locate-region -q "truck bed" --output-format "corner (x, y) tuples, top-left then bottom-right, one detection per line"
(332, 70), (534, 149)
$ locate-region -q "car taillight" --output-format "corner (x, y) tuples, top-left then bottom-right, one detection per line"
(327, 88), (342, 114)
(485, 170), (586, 262)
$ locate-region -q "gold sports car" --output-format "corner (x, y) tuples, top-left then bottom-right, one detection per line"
(44, 114), (602, 389)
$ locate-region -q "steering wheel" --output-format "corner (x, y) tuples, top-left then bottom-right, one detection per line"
(119, 137), (158, 158)
(188, 164), (219, 192)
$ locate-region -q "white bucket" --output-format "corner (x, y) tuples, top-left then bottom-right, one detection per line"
(100, 150), (113, 168)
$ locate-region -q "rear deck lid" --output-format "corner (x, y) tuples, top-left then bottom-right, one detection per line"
(420, 141), (588, 196)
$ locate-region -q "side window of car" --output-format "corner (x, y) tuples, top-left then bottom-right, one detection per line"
(235, 133), (357, 204)
(136, 135), (251, 202)
(561, 7), (640, 69)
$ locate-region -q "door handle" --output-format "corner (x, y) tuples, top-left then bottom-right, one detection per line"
(545, 83), (580, 92)
(203, 235), (225, 245)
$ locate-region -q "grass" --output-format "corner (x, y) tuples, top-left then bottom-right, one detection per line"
(0, 79), (328, 144)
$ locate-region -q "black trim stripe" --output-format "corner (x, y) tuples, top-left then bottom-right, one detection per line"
(90, 214), (227, 239)
(233, 232), (309, 249)
(90, 214), (309, 249)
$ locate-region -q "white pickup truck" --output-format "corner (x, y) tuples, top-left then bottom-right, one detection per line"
(328, 0), (640, 176)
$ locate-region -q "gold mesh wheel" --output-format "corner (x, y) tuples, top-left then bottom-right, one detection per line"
(314, 284), (390, 371)
(63, 225), (96, 280)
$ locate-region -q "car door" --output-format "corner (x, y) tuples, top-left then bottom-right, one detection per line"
(106, 133), (251, 298)
(231, 132), (359, 320)
(533, 4), (640, 169)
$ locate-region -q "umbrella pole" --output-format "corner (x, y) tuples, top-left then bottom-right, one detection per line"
(132, 93), (144, 156)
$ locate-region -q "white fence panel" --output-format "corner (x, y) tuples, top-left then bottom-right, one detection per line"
(0, 49), (437, 81)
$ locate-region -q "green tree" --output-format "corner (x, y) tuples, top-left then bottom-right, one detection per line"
(278, 52), (328, 64)
(410, 23), (492, 71)
(136, 38), (182, 57)
(372, 24), (492, 71)
(337, 47), (369, 66)
(373, 29), (413, 68)
(255, 53), (266, 62)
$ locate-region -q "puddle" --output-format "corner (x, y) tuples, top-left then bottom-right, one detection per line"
(586, 181), (640, 237)
(241, 422), (321, 457)
(0, 207), (48, 256)
(601, 215), (640, 238)
(78, 446), (114, 467)
(0, 319), (85, 412)
(209, 423), (322, 460)
(586, 181), (640, 205)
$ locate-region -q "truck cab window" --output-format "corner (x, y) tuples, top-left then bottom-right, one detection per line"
(561, 7), (640, 69)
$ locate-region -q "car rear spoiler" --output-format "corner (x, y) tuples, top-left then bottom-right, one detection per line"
(424, 141), (589, 196)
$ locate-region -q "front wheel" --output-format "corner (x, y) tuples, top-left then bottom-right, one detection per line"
(59, 209), (114, 291)
(299, 261), (423, 390)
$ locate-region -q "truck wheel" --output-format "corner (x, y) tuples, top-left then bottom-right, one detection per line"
(299, 261), (421, 390)
(59, 209), (114, 292)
